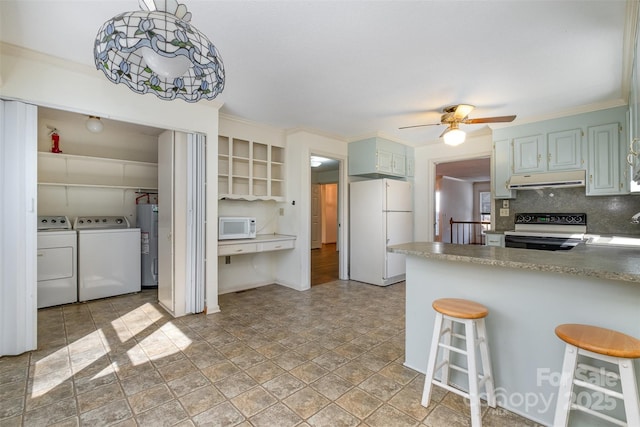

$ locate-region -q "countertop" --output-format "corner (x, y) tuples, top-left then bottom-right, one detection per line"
(388, 241), (640, 284)
(218, 234), (296, 246)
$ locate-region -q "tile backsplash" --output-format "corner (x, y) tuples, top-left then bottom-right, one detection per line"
(495, 187), (640, 235)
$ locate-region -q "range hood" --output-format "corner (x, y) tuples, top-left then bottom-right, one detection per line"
(507, 170), (586, 190)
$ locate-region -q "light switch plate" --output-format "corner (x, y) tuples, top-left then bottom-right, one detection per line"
(500, 208), (509, 216)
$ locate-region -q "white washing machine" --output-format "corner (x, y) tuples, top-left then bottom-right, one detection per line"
(37, 215), (77, 308)
(75, 216), (141, 302)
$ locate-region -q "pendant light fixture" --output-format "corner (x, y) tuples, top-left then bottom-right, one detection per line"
(94, 0), (225, 103)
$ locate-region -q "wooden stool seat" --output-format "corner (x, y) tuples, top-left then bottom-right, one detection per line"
(555, 323), (640, 359)
(553, 323), (640, 427)
(423, 298), (495, 426)
(433, 298), (489, 319)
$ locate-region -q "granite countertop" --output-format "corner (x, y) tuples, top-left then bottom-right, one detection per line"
(387, 241), (640, 284)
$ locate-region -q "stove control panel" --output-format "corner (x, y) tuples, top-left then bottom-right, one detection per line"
(515, 213), (586, 226)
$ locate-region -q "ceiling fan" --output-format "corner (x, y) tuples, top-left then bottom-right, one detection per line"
(400, 104), (516, 146)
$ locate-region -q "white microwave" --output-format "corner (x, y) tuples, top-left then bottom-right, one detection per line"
(219, 217), (256, 240)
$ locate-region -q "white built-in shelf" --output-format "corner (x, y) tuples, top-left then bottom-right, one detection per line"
(37, 151), (158, 190)
(218, 136), (285, 201)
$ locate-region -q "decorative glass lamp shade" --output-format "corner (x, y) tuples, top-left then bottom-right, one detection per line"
(443, 126), (466, 146)
(94, 0), (225, 103)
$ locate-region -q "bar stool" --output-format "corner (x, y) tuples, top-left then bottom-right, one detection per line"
(553, 323), (640, 427)
(422, 298), (496, 426)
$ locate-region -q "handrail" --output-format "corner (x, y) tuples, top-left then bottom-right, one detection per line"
(449, 218), (491, 245)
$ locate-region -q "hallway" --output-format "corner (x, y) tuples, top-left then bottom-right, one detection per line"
(311, 243), (339, 286)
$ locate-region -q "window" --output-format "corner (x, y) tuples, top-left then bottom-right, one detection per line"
(479, 191), (491, 223)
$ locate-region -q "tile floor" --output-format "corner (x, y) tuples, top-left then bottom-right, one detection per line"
(0, 281), (544, 426)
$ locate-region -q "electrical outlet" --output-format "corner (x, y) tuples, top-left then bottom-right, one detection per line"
(502, 200), (509, 208)
(500, 208), (509, 217)
(279, 208), (285, 216)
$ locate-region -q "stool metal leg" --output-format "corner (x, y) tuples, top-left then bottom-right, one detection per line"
(553, 344), (578, 427)
(619, 358), (640, 426)
(476, 318), (496, 408)
(422, 312), (444, 407)
(465, 319), (482, 427)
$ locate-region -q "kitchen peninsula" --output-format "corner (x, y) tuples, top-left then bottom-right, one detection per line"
(388, 242), (640, 426)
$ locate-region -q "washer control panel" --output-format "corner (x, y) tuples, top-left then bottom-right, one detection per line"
(73, 216), (130, 229)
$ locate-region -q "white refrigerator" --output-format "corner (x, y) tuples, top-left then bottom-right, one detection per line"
(350, 178), (413, 286)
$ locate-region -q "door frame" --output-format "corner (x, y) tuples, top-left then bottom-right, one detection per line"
(309, 152), (348, 281)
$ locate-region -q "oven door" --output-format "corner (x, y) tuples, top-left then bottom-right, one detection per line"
(504, 234), (582, 251)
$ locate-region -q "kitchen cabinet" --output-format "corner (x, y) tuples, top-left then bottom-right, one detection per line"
(38, 151), (158, 190)
(547, 129), (583, 171)
(511, 130), (582, 174)
(492, 139), (515, 199)
(512, 134), (545, 174)
(348, 137), (412, 178)
(218, 136), (285, 201)
(485, 233), (505, 247)
(586, 123), (626, 195)
(493, 106), (628, 197)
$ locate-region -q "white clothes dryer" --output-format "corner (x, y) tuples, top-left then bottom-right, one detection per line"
(37, 216), (77, 308)
(74, 216), (141, 302)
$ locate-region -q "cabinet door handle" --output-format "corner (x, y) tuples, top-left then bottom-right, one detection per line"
(589, 174), (593, 183)
(547, 153), (551, 162)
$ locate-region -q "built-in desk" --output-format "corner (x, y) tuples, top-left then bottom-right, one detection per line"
(218, 234), (296, 256)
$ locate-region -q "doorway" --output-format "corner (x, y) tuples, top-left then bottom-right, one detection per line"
(434, 157), (491, 243)
(310, 155), (340, 285)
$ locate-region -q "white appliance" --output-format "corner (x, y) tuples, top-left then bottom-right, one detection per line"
(136, 204), (158, 288)
(218, 217), (256, 240)
(74, 216), (141, 302)
(37, 216), (77, 308)
(350, 178), (413, 286)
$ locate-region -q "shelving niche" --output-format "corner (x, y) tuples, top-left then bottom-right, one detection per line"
(38, 151), (158, 191)
(218, 135), (285, 201)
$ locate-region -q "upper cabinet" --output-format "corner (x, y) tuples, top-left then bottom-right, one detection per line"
(218, 136), (285, 201)
(587, 123), (625, 195)
(493, 106), (628, 198)
(511, 130), (583, 175)
(493, 139), (515, 199)
(349, 137), (414, 178)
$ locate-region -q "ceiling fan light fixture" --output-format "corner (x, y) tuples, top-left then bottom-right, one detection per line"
(443, 127), (466, 146)
(93, 0), (225, 103)
(86, 116), (104, 133)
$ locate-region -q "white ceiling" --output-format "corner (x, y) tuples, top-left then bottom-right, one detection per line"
(0, 0), (632, 148)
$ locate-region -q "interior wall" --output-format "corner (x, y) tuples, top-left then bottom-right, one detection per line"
(278, 130), (348, 290)
(438, 176), (473, 243)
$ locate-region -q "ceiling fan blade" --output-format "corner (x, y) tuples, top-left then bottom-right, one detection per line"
(453, 104), (475, 120)
(463, 115), (516, 124)
(399, 123), (441, 130)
